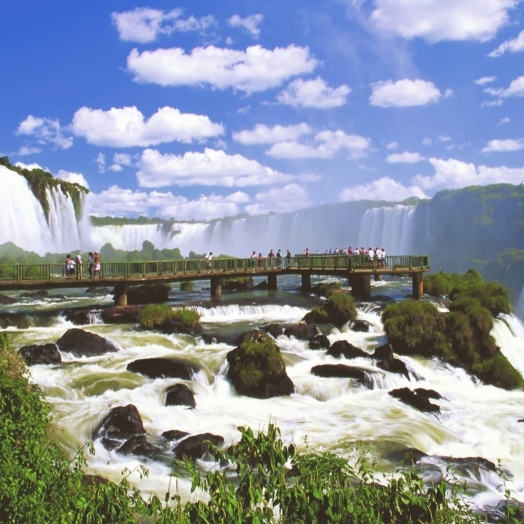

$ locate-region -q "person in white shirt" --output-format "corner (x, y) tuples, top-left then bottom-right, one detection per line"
(367, 247), (374, 267)
(205, 252), (213, 272)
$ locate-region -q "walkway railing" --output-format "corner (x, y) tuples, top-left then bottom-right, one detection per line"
(0, 255), (430, 283)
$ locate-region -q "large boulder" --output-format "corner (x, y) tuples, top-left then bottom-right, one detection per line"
(302, 294), (357, 328)
(117, 435), (162, 458)
(227, 331), (294, 398)
(174, 433), (224, 460)
(311, 364), (372, 387)
(162, 429), (189, 441)
(284, 323), (317, 340)
(165, 383), (196, 408)
(262, 323), (284, 339)
(93, 404), (146, 450)
(0, 293), (16, 304)
(327, 340), (369, 359)
(127, 357), (200, 380)
(18, 343), (61, 365)
(351, 320), (371, 333)
(101, 306), (142, 324)
(157, 317), (203, 335)
(389, 387), (441, 414)
(56, 328), (119, 357)
(19, 290), (49, 299)
(64, 308), (92, 325)
(371, 344), (410, 379)
(125, 284), (170, 305)
(309, 334), (331, 350)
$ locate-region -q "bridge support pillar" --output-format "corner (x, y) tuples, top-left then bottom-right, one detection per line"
(114, 282), (128, 307)
(350, 274), (371, 300)
(268, 273), (277, 290)
(374, 273), (382, 281)
(210, 276), (222, 298)
(412, 271), (424, 299)
(301, 273), (311, 293)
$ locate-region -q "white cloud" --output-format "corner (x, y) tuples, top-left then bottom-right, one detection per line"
(233, 123), (311, 145)
(482, 138), (524, 152)
(17, 146), (42, 156)
(484, 76), (524, 98)
(474, 76), (497, 85)
(438, 135), (452, 142)
(370, 0), (518, 43)
(136, 148), (298, 188)
(386, 142), (398, 150)
(412, 157), (524, 189)
(228, 14), (264, 37)
(498, 117), (510, 126)
(16, 115), (73, 150)
(443, 89), (453, 98)
(88, 185), (250, 220)
(96, 153), (106, 173)
(111, 8), (215, 43)
(481, 99), (504, 107)
(386, 151), (426, 163)
(127, 44), (318, 94)
(340, 177), (427, 201)
(245, 184), (312, 215)
(56, 169), (89, 189)
(267, 130), (370, 159)
(422, 138), (433, 146)
(14, 161), (44, 171)
(277, 77), (351, 108)
(72, 106), (224, 147)
(370, 79), (442, 107)
(489, 29), (524, 57)
(109, 153), (134, 172)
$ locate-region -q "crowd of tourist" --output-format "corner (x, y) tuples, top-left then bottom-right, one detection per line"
(65, 251), (101, 278)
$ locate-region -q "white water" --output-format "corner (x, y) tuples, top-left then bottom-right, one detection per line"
(8, 284), (524, 510)
(0, 165), (89, 254)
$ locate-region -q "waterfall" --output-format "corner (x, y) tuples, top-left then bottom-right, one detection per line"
(516, 287), (524, 320)
(0, 165), (89, 255)
(357, 205), (416, 254)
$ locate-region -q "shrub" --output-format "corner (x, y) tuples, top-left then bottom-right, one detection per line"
(180, 281), (194, 291)
(472, 353), (524, 390)
(138, 304), (200, 329)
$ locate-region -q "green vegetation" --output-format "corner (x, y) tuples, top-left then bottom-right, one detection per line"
(138, 304), (200, 330)
(306, 293), (358, 328)
(0, 156), (88, 221)
(100, 240), (184, 263)
(382, 270), (523, 389)
(312, 280), (342, 297)
(179, 281), (194, 291)
(2, 332), (524, 522)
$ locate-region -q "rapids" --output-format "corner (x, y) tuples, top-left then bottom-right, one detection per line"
(2, 275), (524, 512)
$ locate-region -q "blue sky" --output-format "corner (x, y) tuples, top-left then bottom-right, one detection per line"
(2, 0), (524, 220)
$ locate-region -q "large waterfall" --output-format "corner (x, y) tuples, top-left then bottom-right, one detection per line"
(0, 165), (90, 255)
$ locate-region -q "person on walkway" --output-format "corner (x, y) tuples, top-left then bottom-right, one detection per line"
(276, 249), (282, 268)
(75, 251), (83, 279)
(285, 249), (291, 268)
(268, 249), (275, 267)
(258, 252), (264, 268)
(65, 255), (74, 277)
(251, 250), (257, 270)
(93, 252), (101, 278)
(88, 252), (94, 277)
(205, 251), (213, 272)
(304, 247), (310, 257)
(367, 247), (374, 267)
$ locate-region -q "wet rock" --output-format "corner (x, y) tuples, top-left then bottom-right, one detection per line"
(93, 404), (146, 447)
(64, 308), (92, 325)
(483, 499), (524, 523)
(233, 329), (267, 346)
(284, 323), (317, 340)
(127, 357), (199, 380)
(165, 384), (196, 409)
(174, 433), (224, 460)
(372, 343), (411, 379)
(389, 387), (440, 414)
(19, 290), (49, 298)
(221, 278), (254, 291)
(262, 323), (284, 338)
(309, 334), (331, 350)
(157, 317), (203, 335)
(117, 435), (162, 458)
(351, 320), (371, 333)
(18, 343), (61, 365)
(162, 429), (189, 441)
(0, 293), (16, 304)
(200, 333), (229, 345)
(126, 284), (171, 305)
(311, 364), (372, 387)
(56, 328), (119, 357)
(101, 306), (142, 324)
(327, 340), (369, 359)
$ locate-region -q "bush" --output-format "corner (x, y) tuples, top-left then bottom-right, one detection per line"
(138, 304), (200, 329)
(180, 281), (194, 291)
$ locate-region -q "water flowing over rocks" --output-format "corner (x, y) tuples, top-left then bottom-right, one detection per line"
(101, 306), (142, 324)
(309, 333), (331, 350)
(93, 404), (146, 450)
(117, 435), (163, 458)
(311, 364), (373, 388)
(350, 320), (371, 332)
(262, 323), (284, 338)
(161, 430), (189, 441)
(371, 344), (410, 379)
(18, 343), (61, 365)
(389, 387), (441, 414)
(56, 328), (119, 357)
(174, 433), (224, 460)
(156, 317), (203, 335)
(165, 384), (196, 408)
(0, 293), (16, 304)
(284, 323), (317, 340)
(127, 357), (200, 380)
(327, 340), (369, 359)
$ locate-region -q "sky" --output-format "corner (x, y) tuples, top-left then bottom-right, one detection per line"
(1, 0), (524, 221)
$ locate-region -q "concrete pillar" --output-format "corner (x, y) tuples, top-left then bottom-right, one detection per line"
(114, 281), (128, 306)
(350, 274), (371, 300)
(412, 272), (424, 299)
(268, 273), (277, 290)
(301, 272), (311, 293)
(210, 276), (222, 298)
(374, 273), (383, 281)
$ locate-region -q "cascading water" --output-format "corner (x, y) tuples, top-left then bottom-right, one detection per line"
(0, 165), (89, 255)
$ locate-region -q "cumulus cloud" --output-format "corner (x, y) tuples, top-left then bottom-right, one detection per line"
(474, 76), (497, 85)
(245, 184), (312, 215)
(136, 148), (299, 188)
(96, 153), (106, 173)
(17, 146), (42, 156)
(386, 151), (426, 163)
(370, 0), (518, 43)
(484, 76), (524, 98)
(72, 106), (224, 147)
(339, 177), (427, 202)
(16, 115), (73, 150)
(412, 157), (524, 189)
(482, 138), (524, 152)
(489, 29), (524, 57)
(14, 161), (44, 171)
(109, 153), (134, 172)
(228, 14), (264, 37)
(386, 142), (398, 150)
(111, 7), (215, 43)
(277, 77), (351, 108)
(233, 123), (311, 145)
(127, 44), (318, 94)
(56, 169), (89, 189)
(498, 117), (510, 126)
(88, 185), (249, 220)
(267, 130), (370, 159)
(370, 79), (442, 107)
